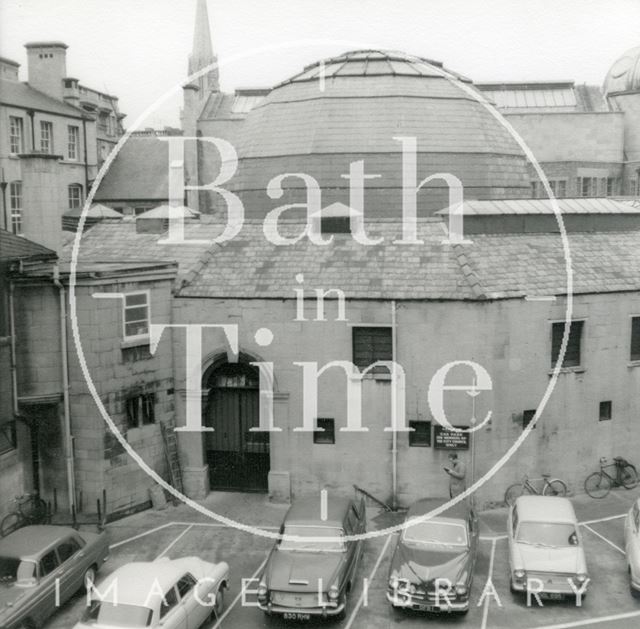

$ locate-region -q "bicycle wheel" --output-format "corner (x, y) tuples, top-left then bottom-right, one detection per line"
(543, 479), (568, 497)
(0, 513), (22, 537)
(621, 464), (638, 489)
(584, 472), (611, 499)
(504, 483), (525, 506)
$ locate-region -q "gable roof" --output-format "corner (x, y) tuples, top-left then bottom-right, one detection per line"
(93, 136), (169, 202)
(0, 79), (90, 119)
(0, 229), (57, 261)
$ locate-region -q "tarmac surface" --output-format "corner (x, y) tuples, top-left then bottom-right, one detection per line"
(46, 487), (640, 629)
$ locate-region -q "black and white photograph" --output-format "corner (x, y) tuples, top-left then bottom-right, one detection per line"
(1, 1), (640, 627)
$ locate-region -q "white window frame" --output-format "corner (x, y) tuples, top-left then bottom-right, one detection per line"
(40, 120), (53, 153)
(9, 116), (24, 154)
(67, 125), (79, 160)
(68, 184), (83, 209)
(9, 181), (23, 235)
(122, 290), (150, 341)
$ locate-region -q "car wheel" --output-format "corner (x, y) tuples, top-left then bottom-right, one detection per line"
(209, 587), (225, 620)
(83, 566), (97, 593)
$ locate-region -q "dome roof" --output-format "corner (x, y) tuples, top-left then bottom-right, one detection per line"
(604, 46), (640, 95)
(219, 50), (530, 218)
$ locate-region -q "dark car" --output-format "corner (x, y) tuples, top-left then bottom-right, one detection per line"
(0, 525), (109, 629)
(257, 494), (366, 621)
(387, 498), (479, 614)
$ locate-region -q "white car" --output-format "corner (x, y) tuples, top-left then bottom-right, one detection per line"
(624, 498), (640, 596)
(508, 496), (589, 600)
(73, 556), (229, 629)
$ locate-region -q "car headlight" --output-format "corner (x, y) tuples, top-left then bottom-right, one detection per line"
(409, 583), (416, 594)
(328, 585), (339, 601)
(257, 583), (268, 601)
(514, 569), (525, 579)
(455, 583), (468, 596)
(389, 576), (399, 589)
(574, 573), (588, 583)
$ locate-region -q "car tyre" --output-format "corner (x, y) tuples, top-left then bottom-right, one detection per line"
(83, 565), (97, 593)
(209, 586), (225, 621)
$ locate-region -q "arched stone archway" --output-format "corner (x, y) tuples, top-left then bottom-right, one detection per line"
(203, 356), (270, 492)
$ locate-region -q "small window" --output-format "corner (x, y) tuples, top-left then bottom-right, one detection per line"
(408, 421), (431, 447)
(313, 418), (335, 444)
(599, 401), (612, 422)
(321, 216), (350, 234)
(352, 327), (392, 373)
(68, 184), (83, 209)
(9, 116), (24, 154)
(126, 393), (155, 429)
(40, 550), (59, 576)
(40, 121), (53, 153)
(522, 409), (536, 430)
(9, 181), (22, 235)
(57, 538), (81, 563)
(0, 421), (17, 455)
(176, 573), (197, 599)
(67, 126), (79, 160)
(123, 292), (149, 339)
(160, 587), (178, 618)
(630, 317), (640, 361)
(551, 320), (584, 368)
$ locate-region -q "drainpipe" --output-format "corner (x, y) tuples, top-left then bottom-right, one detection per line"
(8, 282), (19, 416)
(53, 265), (76, 514)
(391, 300), (398, 510)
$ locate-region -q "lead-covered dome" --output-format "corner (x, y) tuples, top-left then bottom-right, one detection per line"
(604, 46), (640, 95)
(225, 50), (531, 217)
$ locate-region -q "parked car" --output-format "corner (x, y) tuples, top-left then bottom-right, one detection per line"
(508, 495), (589, 600)
(0, 525), (109, 629)
(387, 498), (478, 614)
(257, 494), (366, 620)
(624, 497), (640, 596)
(73, 556), (229, 629)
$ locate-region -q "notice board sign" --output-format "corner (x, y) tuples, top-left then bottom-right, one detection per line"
(433, 425), (470, 450)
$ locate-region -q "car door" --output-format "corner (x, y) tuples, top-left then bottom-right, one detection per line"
(55, 536), (85, 602)
(626, 504), (640, 581)
(176, 572), (208, 629)
(26, 548), (60, 626)
(159, 584), (188, 629)
(468, 510), (479, 577)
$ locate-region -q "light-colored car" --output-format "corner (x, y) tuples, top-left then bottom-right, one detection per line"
(508, 496), (589, 600)
(73, 556), (229, 629)
(0, 525), (109, 629)
(624, 498), (640, 596)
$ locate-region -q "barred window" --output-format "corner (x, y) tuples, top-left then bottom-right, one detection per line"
(40, 121), (53, 153)
(9, 181), (23, 235)
(125, 393), (155, 429)
(123, 292), (150, 340)
(599, 401), (612, 422)
(352, 327), (392, 373)
(551, 320), (584, 368)
(9, 116), (24, 154)
(313, 418), (335, 444)
(68, 184), (83, 209)
(67, 126), (79, 160)
(630, 317), (640, 361)
(408, 421), (431, 447)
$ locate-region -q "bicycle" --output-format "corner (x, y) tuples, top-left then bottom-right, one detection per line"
(0, 493), (49, 537)
(504, 473), (568, 507)
(584, 456), (638, 499)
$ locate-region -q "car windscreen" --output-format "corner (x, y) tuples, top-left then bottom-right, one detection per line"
(0, 556), (36, 586)
(279, 526), (345, 552)
(81, 601), (153, 627)
(516, 521), (579, 548)
(402, 520), (468, 547)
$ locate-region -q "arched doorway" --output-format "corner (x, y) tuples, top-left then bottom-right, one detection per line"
(204, 360), (269, 492)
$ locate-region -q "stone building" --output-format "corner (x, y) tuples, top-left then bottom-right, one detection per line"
(0, 42), (125, 251)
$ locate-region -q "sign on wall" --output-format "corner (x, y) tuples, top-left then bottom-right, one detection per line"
(433, 425), (470, 450)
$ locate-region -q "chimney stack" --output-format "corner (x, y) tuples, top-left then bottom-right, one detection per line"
(25, 41), (68, 101)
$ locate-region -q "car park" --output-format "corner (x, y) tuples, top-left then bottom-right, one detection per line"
(508, 495), (589, 601)
(257, 494), (366, 620)
(0, 525), (109, 629)
(73, 556), (229, 629)
(624, 497), (640, 596)
(386, 498), (479, 614)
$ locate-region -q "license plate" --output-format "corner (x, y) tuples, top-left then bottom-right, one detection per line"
(283, 612), (311, 621)
(540, 592), (564, 600)
(418, 604), (438, 612)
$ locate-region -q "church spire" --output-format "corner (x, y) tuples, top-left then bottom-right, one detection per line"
(188, 0), (219, 93)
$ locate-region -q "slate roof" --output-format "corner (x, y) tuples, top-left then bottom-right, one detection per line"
(436, 198), (640, 216)
(0, 229), (57, 261)
(61, 214), (640, 300)
(0, 79), (90, 119)
(93, 136), (168, 202)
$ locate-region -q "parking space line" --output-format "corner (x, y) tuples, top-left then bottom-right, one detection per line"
(579, 513), (625, 526)
(211, 556), (268, 629)
(156, 524), (194, 559)
(344, 533), (395, 629)
(480, 538), (498, 629)
(173, 521), (279, 530)
(529, 609), (640, 629)
(109, 522), (176, 549)
(581, 523), (624, 555)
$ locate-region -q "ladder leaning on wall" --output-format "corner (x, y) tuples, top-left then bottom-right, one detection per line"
(160, 422), (184, 496)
